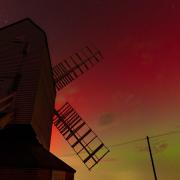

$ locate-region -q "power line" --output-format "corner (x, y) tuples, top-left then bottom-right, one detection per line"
(108, 129), (180, 149)
(149, 129), (180, 139)
(60, 128), (180, 157)
(108, 137), (146, 148)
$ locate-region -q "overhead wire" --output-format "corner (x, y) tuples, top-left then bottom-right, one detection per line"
(60, 128), (180, 157)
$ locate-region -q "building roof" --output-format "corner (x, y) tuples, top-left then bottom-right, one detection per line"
(0, 125), (75, 173)
(0, 18), (45, 34)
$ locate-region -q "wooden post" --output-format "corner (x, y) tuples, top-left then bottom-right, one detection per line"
(147, 136), (158, 180)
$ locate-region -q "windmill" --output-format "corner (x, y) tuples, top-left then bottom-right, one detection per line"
(0, 18), (109, 180)
(53, 46), (110, 170)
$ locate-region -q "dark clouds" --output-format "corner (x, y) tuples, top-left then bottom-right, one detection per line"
(136, 140), (169, 154)
(99, 112), (116, 126)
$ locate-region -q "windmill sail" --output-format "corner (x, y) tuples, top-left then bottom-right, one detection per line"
(53, 46), (103, 91)
(53, 102), (109, 170)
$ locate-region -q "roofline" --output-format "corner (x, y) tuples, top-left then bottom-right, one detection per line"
(0, 18), (46, 35)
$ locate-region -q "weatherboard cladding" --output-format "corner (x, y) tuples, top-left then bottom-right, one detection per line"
(0, 44), (22, 78)
(0, 19), (45, 125)
(0, 19), (56, 149)
(14, 53), (42, 124)
(32, 47), (56, 149)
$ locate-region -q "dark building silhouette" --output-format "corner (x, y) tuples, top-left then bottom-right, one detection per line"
(0, 18), (75, 180)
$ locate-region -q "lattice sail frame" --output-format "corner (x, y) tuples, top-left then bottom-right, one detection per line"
(53, 102), (110, 170)
(53, 46), (103, 91)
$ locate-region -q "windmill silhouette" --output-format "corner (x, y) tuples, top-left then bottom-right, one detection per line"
(0, 18), (109, 180)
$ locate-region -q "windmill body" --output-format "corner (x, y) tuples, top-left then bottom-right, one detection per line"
(0, 18), (109, 179)
(0, 19), (55, 149)
(0, 18), (75, 180)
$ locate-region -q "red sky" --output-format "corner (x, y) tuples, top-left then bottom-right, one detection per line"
(1, 0), (180, 179)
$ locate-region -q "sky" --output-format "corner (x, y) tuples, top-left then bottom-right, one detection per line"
(1, 0), (180, 179)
